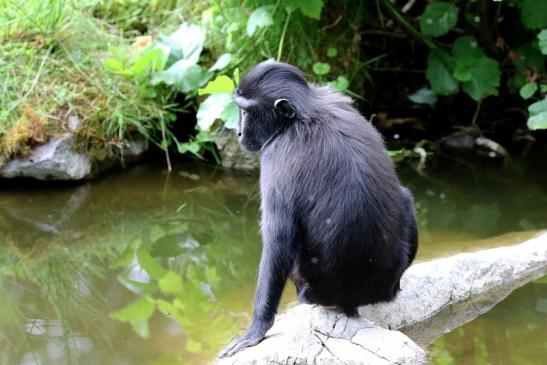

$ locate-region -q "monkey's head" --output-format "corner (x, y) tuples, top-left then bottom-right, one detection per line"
(233, 61), (310, 151)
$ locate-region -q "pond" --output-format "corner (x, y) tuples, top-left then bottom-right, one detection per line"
(0, 163), (546, 365)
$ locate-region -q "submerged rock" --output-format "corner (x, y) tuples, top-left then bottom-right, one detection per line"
(0, 132), (148, 181)
(216, 233), (547, 365)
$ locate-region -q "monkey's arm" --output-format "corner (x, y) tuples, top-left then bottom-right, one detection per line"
(219, 207), (299, 357)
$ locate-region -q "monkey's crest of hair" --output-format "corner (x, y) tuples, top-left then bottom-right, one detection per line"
(239, 61), (355, 123)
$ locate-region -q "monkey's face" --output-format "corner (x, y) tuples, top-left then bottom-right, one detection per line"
(233, 61), (305, 151)
(233, 97), (277, 151)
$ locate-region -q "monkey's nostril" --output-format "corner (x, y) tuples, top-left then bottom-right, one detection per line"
(237, 132), (242, 137)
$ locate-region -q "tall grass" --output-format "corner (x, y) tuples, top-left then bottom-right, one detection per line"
(0, 0), (171, 157)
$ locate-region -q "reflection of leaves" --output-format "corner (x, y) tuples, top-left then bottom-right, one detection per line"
(111, 297), (156, 338)
(185, 339), (203, 353)
(159, 271), (183, 294)
(150, 233), (189, 258)
(117, 272), (157, 295)
(138, 246), (167, 280)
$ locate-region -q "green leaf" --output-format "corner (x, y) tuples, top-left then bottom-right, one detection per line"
(103, 58), (130, 75)
(196, 94), (234, 130)
(247, 6), (274, 36)
(186, 339), (203, 353)
(178, 141), (201, 155)
(538, 29), (547, 55)
(209, 53), (232, 72)
(426, 52), (458, 95)
(528, 112), (547, 130)
(452, 63), (472, 82)
(166, 23), (206, 64)
(527, 99), (547, 130)
(220, 100), (239, 129)
(152, 60), (210, 93)
(112, 298), (155, 322)
(408, 87), (437, 106)
(419, 2), (459, 37)
(452, 36), (485, 61)
(131, 47), (168, 76)
(312, 62), (331, 75)
(461, 57), (501, 101)
(519, 0), (547, 29)
(520, 82), (538, 99)
(137, 246), (167, 280)
(159, 271), (183, 294)
(292, 0), (324, 19)
(329, 76), (349, 91)
(327, 47), (338, 58)
(198, 75), (235, 95)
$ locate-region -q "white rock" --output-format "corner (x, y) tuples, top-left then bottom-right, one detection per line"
(216, 233), (547, 364)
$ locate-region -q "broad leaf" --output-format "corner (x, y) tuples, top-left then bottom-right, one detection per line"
(420, 2), (459, 37)
(220, 100), (239, 129)
(329, 76), (349, 91)
(518, 0), (547, 29)
(520, 82), (538, 99)
(137, 246), (167, 280)
(408, 87), (437, 106)
(461, 57), (501, 101)
(111, 297), (156, 338)
(198, 75), (235, 95)
(538, 29), (547, 55)
(528, 112), (547, 130)
(209, 53), (232, 71)
(159, 271), (183, 294)
(167, 23), (206, 64)
(426, 52), (458, 95)
(452, 36), (485, 61)
(327, 47), (338, 58)
(312, 62), (331, 75)
(247, 7), (274, 36)
(527, 99), (547, 130)
(293, 0), (324, 19)
(152, 59), (209, 93)
(196, 94), (234, 130)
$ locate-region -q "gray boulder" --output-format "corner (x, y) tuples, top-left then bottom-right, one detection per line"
(216, 233), (547, 364)
(0, 121), (148, 181)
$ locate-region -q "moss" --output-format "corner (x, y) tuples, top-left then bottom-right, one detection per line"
(0, 104), (54, 158)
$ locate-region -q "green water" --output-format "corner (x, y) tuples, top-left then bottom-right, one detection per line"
(0, 163), (545, 365)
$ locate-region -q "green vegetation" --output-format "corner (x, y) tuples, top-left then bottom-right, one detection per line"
(1, 0), (547, 167)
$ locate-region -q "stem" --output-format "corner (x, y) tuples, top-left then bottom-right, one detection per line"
(277, 10), (292, 61)
(160, 119), (172, 172)
(379, 0), (438, 51)
(471, 100), (482, 128)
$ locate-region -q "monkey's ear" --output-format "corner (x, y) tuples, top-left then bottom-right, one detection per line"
(274, 99), (296, 119)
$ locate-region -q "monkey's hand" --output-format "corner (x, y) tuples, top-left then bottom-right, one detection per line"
(218, 317), (273, 358)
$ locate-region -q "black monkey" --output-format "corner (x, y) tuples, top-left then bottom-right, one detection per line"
(220, 61), (418, 357)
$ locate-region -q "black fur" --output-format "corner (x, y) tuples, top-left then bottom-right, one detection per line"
(220, 61), (418, 357)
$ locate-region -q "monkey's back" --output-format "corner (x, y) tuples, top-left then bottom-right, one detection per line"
(261, 95), (411, 307)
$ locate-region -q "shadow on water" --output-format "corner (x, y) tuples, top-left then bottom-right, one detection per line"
(0, 163), (546, 364)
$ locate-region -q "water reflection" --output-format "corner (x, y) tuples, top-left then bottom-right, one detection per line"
(0, 163), (546, 364)
(430, 276), (547, 365)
